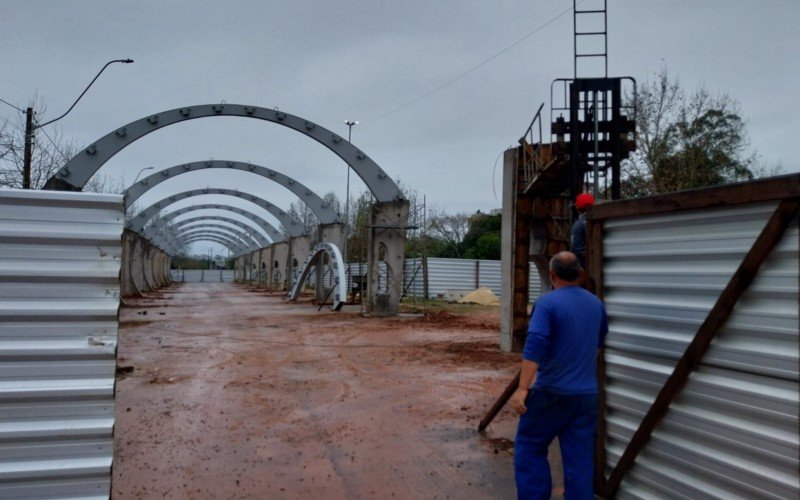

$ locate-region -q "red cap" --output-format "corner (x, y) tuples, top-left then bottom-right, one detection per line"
(576, 193), (595, 209)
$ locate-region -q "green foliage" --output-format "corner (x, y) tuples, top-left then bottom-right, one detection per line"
(623, 69), (758, 197)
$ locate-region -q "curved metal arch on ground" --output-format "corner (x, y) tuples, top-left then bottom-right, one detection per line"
(127, 188), (303, 237)
(180, 235), (245, 256)
(151, 203), (285, 243)
(44, 103), (404, 202)
(174, 223), (261, 250)
(176, 227), (256, 251)
(148, 216), (270, 247)
(289, 242), (346, 311)
(124, 160), (340, 224)
(179, 232), (248, 253)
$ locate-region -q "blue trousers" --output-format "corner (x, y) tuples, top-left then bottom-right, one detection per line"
(514, 390), (598, 500)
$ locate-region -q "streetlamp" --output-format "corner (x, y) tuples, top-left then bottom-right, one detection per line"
(342, 120), (358, 268)
(132, 166), (155, 184)
(24, 58), (134, 189)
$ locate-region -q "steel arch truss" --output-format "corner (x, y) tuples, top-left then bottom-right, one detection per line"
(156, 216), (270, 246)
(179, 233), (248, 255)
(127, 188), (303, 236)
(124, 160), (340, 224)
(177, 227), (254, 250)
(45, 104), (404, 202)
(289, 242), (346, 311)
(149, 203), (285, 243)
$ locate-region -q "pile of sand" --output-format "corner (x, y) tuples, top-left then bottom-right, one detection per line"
(457, 287), (500, 306)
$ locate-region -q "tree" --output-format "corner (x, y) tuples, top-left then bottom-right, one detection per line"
(426, 209), (470, 258)
(623, 69), (757, 196)
(463, 212), (502, 260)
(0, 96), (112, 192)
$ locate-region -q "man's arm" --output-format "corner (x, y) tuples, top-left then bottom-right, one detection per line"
(510, 359), (539, 414)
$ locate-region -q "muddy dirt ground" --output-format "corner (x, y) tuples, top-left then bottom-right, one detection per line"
(113, 282), (563, 499)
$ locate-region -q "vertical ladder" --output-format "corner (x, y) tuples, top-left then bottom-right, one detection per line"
(573, 0), (608, 78)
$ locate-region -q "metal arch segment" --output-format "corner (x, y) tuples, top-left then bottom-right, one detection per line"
(180, 236), (245, 256)
(179, 233), (247, 254)
(174, 224), (260, 250)
(153, 203), (285, 243)
(127, 188), (303, 237)
(176, 227), (255, 251)
(288, 242), (346, 311)
(147, 215), (270, 246)
(46, 104), (404, 202)
(124, 160), (340, 224)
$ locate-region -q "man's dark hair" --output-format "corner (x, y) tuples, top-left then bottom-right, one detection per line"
(550, 252), (582, 282)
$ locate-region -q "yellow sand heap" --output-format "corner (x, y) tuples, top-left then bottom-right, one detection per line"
(457, 287), (500, 306)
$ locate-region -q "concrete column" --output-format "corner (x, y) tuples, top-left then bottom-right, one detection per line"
(235, 256), (245, 282)
(367, 200), (409, 316)
(142, 243), (157, 292)
(316, 223), (346, 303)
(499, 147), (535, 353)
(270, 242), (289, 290)
(121, 230), (138, 297)
(287, 236), (311, 290)
(130, 236), (148, 294)
(258, 247), (270, 287)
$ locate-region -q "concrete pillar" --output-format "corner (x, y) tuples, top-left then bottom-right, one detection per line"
(258, 247), (270, 287)
(499, 148), (534, 353)
(287, 236), (311, 290)
(270, 242), (289, 290)
(142, 243), (157, 292)
(367, 200), (409, 316)
(129, 236), (147, 294)
(316, 223), (346, 303)
(121, 230), (138, 297)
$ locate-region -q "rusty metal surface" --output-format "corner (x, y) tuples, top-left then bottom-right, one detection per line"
(0, 188), (124, 499)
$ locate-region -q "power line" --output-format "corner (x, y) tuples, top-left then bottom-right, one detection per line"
(38, 125), (71, 164)
(362, 1), (583, 125)
(0, 97), (25, 113)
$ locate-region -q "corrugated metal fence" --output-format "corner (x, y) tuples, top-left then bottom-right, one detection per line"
(0, 189), (124, 499)
(590, 177), (799, 498)
(171, 269), (235, 283)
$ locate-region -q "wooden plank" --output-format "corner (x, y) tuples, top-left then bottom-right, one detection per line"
(604, 197), (800, 497)
(586, 217), (607, 495)
(590, 173), (800, 221)
(478, 370), (521, 432)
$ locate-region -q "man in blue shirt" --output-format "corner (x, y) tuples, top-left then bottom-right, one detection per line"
(510, 251), (608, 500)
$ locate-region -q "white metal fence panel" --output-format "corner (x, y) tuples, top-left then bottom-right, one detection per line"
(172, 269), (234, 283)
(602, 201), (799, 499)
(0, 189), (124, 499)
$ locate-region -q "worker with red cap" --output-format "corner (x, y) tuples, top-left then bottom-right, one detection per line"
(570, 193), (595, 268)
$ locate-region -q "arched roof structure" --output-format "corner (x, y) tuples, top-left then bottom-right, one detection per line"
(148, 203), (285, 243)
(127, 188), (303, 236)
(174, 223), (260, 248)
(124, 160), (340, 223)
(43, 104), (404, 202)
(147, 216), (270, 247)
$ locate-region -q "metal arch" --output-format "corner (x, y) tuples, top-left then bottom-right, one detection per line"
(176, 227), (256, 251)
(151, 228), (238, 256)
(179, 232), (248, 253)
(124, 160), (340, 224)
(179, 235), (245, 256)
(127, 188), (303, 236)
(44, 103), (404, 202)
(289, 242), (346, 311)
(150, 203), (285, 243)
(147, 216), (270, 247)
(174, 224), (261, 250)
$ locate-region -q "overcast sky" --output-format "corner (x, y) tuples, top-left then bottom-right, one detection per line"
(2, 0), (798, 254)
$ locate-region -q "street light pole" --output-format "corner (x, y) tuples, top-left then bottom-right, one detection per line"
(132, 166), (155, 184)
(342, 120), (358, 267)
(23, 58), (134, 189)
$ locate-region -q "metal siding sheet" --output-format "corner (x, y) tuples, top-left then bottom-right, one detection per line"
(0, 189), (123, 499)
(602, 201), (799, 498)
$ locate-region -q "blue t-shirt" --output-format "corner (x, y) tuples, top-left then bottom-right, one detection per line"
(523, 285), (608, 394)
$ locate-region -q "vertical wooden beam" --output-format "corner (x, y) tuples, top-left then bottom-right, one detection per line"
(605, 198), (800, 497)
(586, 215), (607, 496)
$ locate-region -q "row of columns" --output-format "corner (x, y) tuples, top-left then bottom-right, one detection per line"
(119, 201), (410, 314)
(121, 229), (173, 297)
